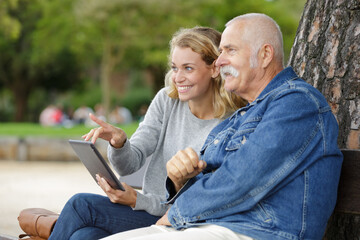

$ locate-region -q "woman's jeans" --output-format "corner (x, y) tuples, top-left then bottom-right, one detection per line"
(48, 193), (160, 240)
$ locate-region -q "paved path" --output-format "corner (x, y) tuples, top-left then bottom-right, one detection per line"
(0, 160), (105, 237)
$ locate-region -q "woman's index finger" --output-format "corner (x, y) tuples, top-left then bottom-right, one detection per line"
(89, 113), (110, 128)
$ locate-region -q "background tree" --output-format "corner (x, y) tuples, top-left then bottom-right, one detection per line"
(0, 0), (81, 122)
(288, 0), (360, 238)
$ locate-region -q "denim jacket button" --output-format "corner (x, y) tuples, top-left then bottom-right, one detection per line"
(240, 111), (246, 116)
(214, 139), (219, 145)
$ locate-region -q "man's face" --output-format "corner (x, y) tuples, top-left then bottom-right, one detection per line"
(216, 23), (257, 101)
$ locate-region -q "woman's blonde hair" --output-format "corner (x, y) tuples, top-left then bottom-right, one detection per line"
(165, 26), (246, 118)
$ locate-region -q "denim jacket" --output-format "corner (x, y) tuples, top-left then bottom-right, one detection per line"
(165, 67), (343, 240)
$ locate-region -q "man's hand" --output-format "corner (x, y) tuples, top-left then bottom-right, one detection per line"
(96, 175), (137, 208)
(155, 209), (171, 226)
(166, 147), (207, 192)
(82, 113), (127, 148)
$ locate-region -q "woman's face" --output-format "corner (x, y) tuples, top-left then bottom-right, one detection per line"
(171, 46), (217, 103)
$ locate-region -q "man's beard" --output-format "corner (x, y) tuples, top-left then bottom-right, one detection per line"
(220, 65), (239, 80)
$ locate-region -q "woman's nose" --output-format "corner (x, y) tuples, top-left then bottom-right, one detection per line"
(174, 71), (185, 82)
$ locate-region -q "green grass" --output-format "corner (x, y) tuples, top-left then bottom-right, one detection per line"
(0, 122), (139, 138)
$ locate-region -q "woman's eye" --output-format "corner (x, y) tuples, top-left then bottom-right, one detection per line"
(171, 66), (178, 72)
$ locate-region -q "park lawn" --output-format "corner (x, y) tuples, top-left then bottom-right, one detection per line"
(0, 122), (139, 138)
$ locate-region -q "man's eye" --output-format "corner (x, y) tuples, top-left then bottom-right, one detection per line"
(229, 48), (237, 54)
(185, 67), (193, 71)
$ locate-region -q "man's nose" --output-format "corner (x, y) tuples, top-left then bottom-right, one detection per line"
(215, 53), (229, 67)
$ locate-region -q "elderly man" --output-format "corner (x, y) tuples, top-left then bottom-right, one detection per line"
(102, 13), (342, 240)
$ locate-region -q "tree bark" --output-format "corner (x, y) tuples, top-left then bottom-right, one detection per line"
(288, 0), (360, 238)
(288, 0), (360, 150)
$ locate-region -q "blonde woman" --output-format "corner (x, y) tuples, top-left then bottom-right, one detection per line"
(49, 26), (245, 240)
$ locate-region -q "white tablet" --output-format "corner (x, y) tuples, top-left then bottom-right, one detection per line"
(69, 139), (125, 191)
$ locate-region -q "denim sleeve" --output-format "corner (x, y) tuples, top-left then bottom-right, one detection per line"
(168, 90), (328, 229)
(164, 174), (202, 204)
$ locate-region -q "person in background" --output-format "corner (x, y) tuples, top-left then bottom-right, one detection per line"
(72, 105), (94, 125)
(39, 105), (63, 127)
(109, 105), (133, 125)
(137, 104), (149, 122)
(100, 13), (342, 240)
(94, 103), (107, 122)
(48, 26), (245, 240)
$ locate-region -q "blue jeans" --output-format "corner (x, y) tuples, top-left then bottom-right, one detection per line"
(49, 193), (160, 240)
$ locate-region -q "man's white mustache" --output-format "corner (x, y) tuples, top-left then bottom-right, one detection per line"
(220, 65), (239, 79)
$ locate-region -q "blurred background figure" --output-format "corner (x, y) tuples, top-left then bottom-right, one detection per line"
(109, 105), (133, 125)
(73, 105), (94, 125)
(39, 105), (63, 127)
(138, 104), (148, 122)
(85, 103), (107, 127)
(94, 103), (107, 122)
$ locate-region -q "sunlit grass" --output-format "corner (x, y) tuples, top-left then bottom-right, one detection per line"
(0, 122), (139, 138)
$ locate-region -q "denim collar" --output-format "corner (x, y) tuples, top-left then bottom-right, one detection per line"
(256, 66), (299, 101)
(229, 66), (299, 121)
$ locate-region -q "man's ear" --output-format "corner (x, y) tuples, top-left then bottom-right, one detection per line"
(259, 44), (274, 68)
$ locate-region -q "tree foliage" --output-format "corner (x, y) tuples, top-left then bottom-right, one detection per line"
(0, 0), (21, 39)
(0, 0), (306, 122)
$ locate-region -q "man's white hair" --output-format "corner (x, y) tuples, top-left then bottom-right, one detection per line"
(226, 13), (284, 67)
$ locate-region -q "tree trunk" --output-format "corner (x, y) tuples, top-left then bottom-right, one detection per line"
(12, 82), (30, 122)
(288, 0), (360, 238)
(147, 65), (167, 94)
(100, 36), (117, 119)
(100, 33), (125, 119)
(100, 42), (112, 119)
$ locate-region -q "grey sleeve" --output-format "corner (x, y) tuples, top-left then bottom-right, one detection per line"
(107, 140), (138, 176)
(134, 192), (170, 216)
(107, 89), (168, 176)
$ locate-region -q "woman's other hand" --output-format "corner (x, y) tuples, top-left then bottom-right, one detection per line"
(96, 174), (137, 208)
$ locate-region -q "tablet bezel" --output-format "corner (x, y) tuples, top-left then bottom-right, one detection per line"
(69, 139), (125, 191)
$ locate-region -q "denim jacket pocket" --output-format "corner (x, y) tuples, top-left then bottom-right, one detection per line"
(200, 128), (235, 155)
(225, 119), (260, 151)
(200, 141), (211, 155)
(225, 129), (254, 151)
(246, 202), (275, 228)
